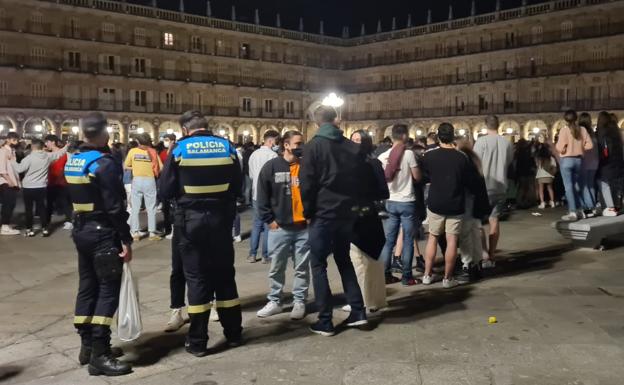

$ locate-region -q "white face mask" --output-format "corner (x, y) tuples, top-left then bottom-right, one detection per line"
(163, 140), (170, 148)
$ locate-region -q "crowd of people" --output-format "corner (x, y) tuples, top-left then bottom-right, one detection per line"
(0, 107), (623, 377)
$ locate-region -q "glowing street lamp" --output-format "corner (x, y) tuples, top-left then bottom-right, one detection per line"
(106, 126), (113, 133)
(532, 127), (540, 134)
(166, 128), (174, 134)
(137, 127), (145, 134)
(321, 92), (344, 108)
(71, 126), (80, 134)
(218, 129), (226, 137)
(458, 129), (466, 136)
(416, 130), (422, 136)
(481, 128), (487, 135)
(35, 124), (43, 132)
(0, 124), (4, 132)
(506, 127), (514, 135)
(243, 130), (249, 136)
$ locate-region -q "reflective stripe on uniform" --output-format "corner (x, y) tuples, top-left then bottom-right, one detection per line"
(183, 183), (229, 194)
(65, 175), (91, 184)
(179, 157), (234, 167)
(74, 315), (92, 324)
(215, 298), (241, 308)
(188, 303), (212, 314)
(73, 203), (94, 212)
(91, 316), (114, 326)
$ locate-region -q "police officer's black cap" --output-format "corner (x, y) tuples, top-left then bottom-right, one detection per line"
(81, 112), (108, 139)
(179, 110), (208, 130)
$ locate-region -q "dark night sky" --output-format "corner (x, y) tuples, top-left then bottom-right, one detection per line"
(121, 0), (549, 37)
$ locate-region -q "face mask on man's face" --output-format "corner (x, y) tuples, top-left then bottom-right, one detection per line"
(163, 140), (170, 148)
(291, 146), (304, 158)
(271, 145), (280, 152)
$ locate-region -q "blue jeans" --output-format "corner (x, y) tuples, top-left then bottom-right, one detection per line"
(580, 169), (597, 210)
(560, 157), (583, 212)
(600, 179), (615, 208)
(232, 213), (241, 237)
(130, 176), (157, 233)
(267, 227), (310, 304)
(249, 200), (268, 258)
(380, 201), (416, 279)
(309, 217), (364, 328)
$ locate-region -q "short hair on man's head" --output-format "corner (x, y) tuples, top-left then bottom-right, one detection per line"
(282, 130), (302, 144)
(486, 115), (499, 130)
(44, 134), (59, 143)
(179, 110), (208, 131)
(391, 124), (409, 140)
(128, 140), (139, 149)
(263, 129), (280, 142)
(81, 112), (108, 140)
(437, 122), (455, 144)
(31, 138), (44, 149)
(313, 105), (338, 124)
(163, 134), (176, 142)
(6, 132), (19, 141)
(564, 109), (578, 123)
(136, 133), (152, 146)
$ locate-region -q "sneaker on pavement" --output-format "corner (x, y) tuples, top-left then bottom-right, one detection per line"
(342, 312), (368, 328)
(164, 308), (185, 332)
(165, 232), (174, 240)
(290, 302), (306, 320)
(0, 225), (20, 236)
(41, 228), (50, 237)
(481, 259), (496, 269)
(148, 232), (162, 241)
(131, 231), (147, 241)
(538, 202), (546, 209)
(247, 255), (259, 263)
(415, 255), (426, 272)
(233, 235), (242, 243)
(385, 274), (401, 284)
(63, 221), (73, 230)
(309, 321), (336, 337)
(603, 208), (618, 217)
(421, 274), (434, 285)
(548, 201), (555, 208)
(401, 277), (418, 286)
(341, 304), (352, 313)
(256, 301), (282, 318)
(25, 229), (36, 237)
(561, 212), (579, 221)
(442, 278), (459, 289)
(184, 341), (208, 357)
(261, 257), (271, 264)
(390, 257), (403, 274)
(455, 266), (472, 284)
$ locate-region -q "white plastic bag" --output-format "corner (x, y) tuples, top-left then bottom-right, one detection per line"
(117, 262), (142, 341)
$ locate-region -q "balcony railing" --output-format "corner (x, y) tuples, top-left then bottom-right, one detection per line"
(0, 95), (304, 118)
(343, 57), (624, 93)
(344, 20), (624, 70)
(344, 99), (624, 121)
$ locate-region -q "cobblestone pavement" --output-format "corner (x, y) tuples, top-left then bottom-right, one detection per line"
(1, 208), (624, 385)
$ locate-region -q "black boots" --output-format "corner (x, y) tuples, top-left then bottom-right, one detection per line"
(78, 344), (92, 365)
(87, 340), (132, 376)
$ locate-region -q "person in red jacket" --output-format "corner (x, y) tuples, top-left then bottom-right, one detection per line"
(45, 135), (73, 230)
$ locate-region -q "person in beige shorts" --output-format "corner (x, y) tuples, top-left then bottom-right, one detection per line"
(427, 209), (462, 237)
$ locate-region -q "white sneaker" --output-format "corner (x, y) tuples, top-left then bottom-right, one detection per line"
(165, 232), (174, 240)
(443, 278), (459, 289)
(0, 225), (19, 236)
(290, 302), (306, 320)
(164, 308), (185, 332)
(481, 259), (496, 269)
(538, 202), (546, 209)
(256, 301), (282, 318)
(210, 308), (219, 322)
(63, 221), (73, 230)
(548, 201), (555, 208)
(422, 274), (434, 285)
(341, 304), (352, 313)
(233, 235), (242, 243)
(132, 231), (147, 241)
(561, 212), (579, 221)
(603, 208), (618, 217)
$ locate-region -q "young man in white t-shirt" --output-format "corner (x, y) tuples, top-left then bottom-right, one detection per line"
(378, 124), (420, 286)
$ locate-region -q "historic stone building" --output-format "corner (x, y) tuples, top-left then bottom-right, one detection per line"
(0, 0), (623, 143)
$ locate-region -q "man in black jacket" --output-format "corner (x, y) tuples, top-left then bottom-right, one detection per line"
(256, 130), (310, 321)
(299, 106), (367, 336)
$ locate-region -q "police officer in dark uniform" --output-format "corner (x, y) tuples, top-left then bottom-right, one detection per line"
(65, 112), (133, 376)
(158, 110), (243, 357)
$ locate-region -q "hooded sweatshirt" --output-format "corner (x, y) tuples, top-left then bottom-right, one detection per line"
(12, 148), (67, 189)
(299, 123), (366, 220)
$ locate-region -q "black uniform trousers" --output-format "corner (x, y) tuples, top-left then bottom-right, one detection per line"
(72, 219), (123, 352)
(175, 202), (242, 346)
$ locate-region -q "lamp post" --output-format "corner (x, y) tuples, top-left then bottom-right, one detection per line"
(321, 92), (344, 120)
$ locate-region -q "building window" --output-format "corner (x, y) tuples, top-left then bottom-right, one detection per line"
(531, 25), (543, 44)
(101, 22), (115, 41)
(67, 51), (81, 69)
(455, 96), (465, 112)
(31, 82), (46, 98)
(0, 43), (5, 58)
(505, 32), (515, 48)
(504, 93), (514, 110)
(240, 43), (250, 59)
(134, 27), (146, 45)
(478, 95), (489, 112)
(103, 55), (116, 72)
(264, 99), (273, 113)
(241, 97), (252, 112)
(591, 47), (607, 63)
(30, 12), (43, 25)
(134, 58), (146, 74)
(134, 90), (146, 107)
(285, 100), (295, 115)
(69, 18), (80, 38)
(0, 80), (7, 97)
(561, 21), (573, 39)
(190, 36), (202, 51)
(163, 32), (174, 47)
(30, 47), (46, 64)
(504, 61), (514, 77)
(165, 92), (175, 108)
(101, 88), (115, 103)
(194, 92), (203, 109)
